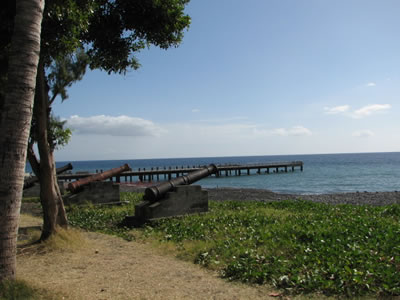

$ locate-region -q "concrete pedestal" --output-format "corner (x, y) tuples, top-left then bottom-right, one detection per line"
(23, 181), (67, 198)
(23, 184), (41, 198)
(64, 181), (120, 205)
(134, 185), (208, 221)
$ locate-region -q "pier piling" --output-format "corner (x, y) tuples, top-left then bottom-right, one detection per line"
(57, 161), (304, 184)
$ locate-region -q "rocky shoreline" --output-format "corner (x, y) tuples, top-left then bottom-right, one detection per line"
(120, 184), (400, 206)
(206, 187), (400, 206)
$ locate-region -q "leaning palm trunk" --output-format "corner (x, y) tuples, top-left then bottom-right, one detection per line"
(0, 0), (44, 281)
(34, 60), (68, 241)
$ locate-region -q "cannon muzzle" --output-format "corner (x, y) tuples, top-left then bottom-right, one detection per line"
(67, 164), (131, 193)
(144, 164), (217, 202)
(56, 163), (73, 174)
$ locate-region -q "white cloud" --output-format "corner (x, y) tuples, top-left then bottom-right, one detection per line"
(324, 105), (350, 115)
(255, 126), (312, 137)
(197, 116), (248, 123)
(269, 128), (287, 136)
(324, 104), (391, 118)
(352, 130), (375, 138)
(352, 104), (391, 118)
(366, 82), (376, 87)
(288, 126), (313, 136)
(56, 121), (317, 160)
(65, 115), (165, 137)
(191, 108), (200, 113)
(56, 114), (400, 160)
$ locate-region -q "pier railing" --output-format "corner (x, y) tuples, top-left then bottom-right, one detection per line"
(56, 161), (303, 183)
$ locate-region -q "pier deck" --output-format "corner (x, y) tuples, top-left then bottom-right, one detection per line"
(57, 161), (303, 183)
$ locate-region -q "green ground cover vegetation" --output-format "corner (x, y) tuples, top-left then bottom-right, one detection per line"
(0, 279), (54, 300)
(67, 192), (400, 297)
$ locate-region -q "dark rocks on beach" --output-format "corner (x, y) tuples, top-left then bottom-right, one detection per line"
(120, 184), (400, 206)
(206, 188), (400, 206)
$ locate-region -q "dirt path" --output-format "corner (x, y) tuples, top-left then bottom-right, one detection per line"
(17, 215), (277, 300)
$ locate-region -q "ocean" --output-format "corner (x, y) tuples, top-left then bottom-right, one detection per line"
(26, 152), (400, 195)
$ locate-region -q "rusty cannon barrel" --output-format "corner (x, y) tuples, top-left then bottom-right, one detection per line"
(56, 162), (73, 174)
(24, 163), (73, 189)
(67, 164), (131, 194)
(144, 164), (218, 202)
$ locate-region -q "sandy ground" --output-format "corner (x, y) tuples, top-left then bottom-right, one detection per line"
(17, 215), (278, 300)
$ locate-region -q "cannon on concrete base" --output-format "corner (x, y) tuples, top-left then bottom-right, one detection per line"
(64, 164), (131, 205)
(125, 165), (218, 226)
(24, 163), (73, 189)
(144, 164), (217, 202)
(67, 164), (131, 194)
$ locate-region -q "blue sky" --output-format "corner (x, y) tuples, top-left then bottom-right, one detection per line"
(53, 0), (400, 160)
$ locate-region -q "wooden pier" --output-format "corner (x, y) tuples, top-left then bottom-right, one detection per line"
(57, 161), (303, 183)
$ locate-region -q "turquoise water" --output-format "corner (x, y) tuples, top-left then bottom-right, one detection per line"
(26, 152), (400, 194)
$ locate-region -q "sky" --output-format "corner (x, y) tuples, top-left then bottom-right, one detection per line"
(53, 0), (400, 161)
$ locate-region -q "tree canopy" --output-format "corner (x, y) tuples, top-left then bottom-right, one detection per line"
(0, 0), (191, 111)
(84, 0), (191, 73)
(0, 0), (191, 240)
(1, 0), (191, 76)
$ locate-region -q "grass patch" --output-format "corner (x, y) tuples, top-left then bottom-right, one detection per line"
(0, 279), (55, 300)
(18, 214), (42, 227)
(40, 227), (87, 252)
(17, 228), (42, 247)
(22, 197), (40, 203)
(67, 193), (400, 297)
(67, 192), (142, 240)
(18, 227), (88, 257)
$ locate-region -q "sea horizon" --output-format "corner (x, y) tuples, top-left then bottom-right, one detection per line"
(52, 150), (400, 164)
(27, 151), (400, 195)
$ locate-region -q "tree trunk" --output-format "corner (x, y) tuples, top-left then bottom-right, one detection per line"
(34, 61), (68, 241)
(27, 142), (40, 177)
(0, 0), (44, 282)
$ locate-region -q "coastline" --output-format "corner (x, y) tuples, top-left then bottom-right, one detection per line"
(207, 187), (400, 206)
(120, 184), (400, 206)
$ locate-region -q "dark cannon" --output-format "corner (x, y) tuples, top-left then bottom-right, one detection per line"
(144, 164), (218, 202)
(24, 163), (73, 189)
(55, 163), (74, 175)
(67, 164), (131, 194)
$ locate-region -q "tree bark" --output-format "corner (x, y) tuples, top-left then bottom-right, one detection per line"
(27, 142), (40, 177)
(0, 0), (44, 282)
(34, 60), (68, 241)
